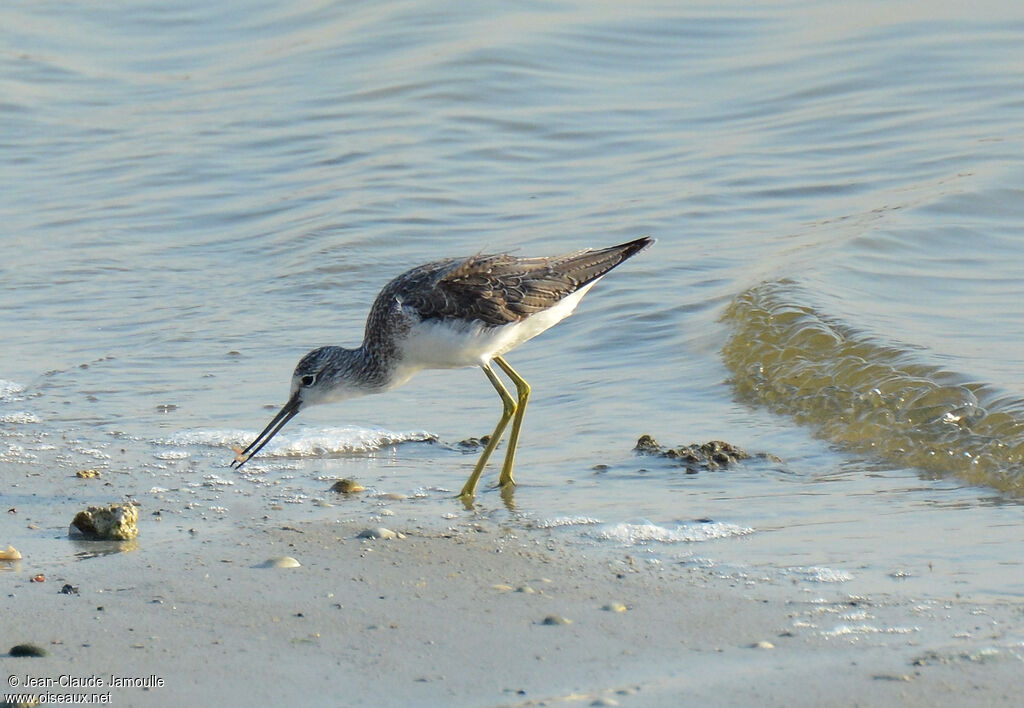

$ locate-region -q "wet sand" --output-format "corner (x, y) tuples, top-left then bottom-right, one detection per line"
(3, 514), (1023, 707)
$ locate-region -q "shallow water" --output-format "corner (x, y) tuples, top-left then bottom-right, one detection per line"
(2, 1), (1023, 600)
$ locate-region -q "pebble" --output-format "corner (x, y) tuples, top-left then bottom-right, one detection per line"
(515, 585), (537, 594)
(0, 545), (22, 561)
(874, 673), (914, 682)
(492, 584), (514, 592)
(602, 602), (628, 613)
(76, 469), (101, 479)
(259, 556), (301, 569)
(357, 527), (399, 540)
(10, 643), (48, 657)
(330, 479), (364, 494)
(751, 640), (775, 649)
(541, 615), (572, 625)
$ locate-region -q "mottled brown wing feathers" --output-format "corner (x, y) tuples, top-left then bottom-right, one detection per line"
(381, 237), (652, 327)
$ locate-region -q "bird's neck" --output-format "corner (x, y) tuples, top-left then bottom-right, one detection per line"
(337, 339), (397, 393)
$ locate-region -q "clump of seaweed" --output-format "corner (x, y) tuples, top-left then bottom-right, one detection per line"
(634, 435), (778, 472)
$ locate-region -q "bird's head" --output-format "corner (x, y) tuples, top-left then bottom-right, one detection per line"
(231, 346), (363, 468)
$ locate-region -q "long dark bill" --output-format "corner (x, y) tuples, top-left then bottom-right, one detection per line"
(231, 393), (301, 469)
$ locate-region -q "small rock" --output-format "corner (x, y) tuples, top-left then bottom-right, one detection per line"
(59, 584), (79, 595)
(516, 585), (537, 594)
(30, 574), (45, 583)
(0, 545), (22, 561)
(541, 615), (572, 625)
(602, 602), (628, 613)
(259, 557), (301, 569)
(633, 434), (662, 454)
(330, 479), (364, 494)
(492, 584), (514, 592)
(751, 640), (775, 649)
(10, 643), (48, 657)
(69, 503), (139, 541)
(457, 435), (491, 450)
(76, 469), (101, 479)
(357, 527), (399, 540)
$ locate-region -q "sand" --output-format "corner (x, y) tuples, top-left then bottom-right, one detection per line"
(3, 513), (1023, 707)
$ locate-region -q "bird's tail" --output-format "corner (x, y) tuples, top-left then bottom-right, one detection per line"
(552, 236), (655, 287)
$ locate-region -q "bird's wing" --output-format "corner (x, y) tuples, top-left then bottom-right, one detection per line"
(371, 238), (652, 328)
(409, 241), (646, 325)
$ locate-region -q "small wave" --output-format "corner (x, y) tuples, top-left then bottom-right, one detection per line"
(162, 426), (436, 457)
(592, 521), (754, 545)
(723, 281), (1024, 495)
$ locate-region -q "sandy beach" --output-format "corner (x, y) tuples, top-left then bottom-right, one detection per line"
(4, 509), (1023, 707)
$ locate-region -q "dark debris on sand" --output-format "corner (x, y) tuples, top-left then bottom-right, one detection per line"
(634, 434), (780, 472)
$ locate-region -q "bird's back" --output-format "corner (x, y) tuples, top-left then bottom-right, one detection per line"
(372, 237), (652, 329)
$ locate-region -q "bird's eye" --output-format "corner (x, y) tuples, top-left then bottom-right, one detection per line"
(300, 374), (316, 387)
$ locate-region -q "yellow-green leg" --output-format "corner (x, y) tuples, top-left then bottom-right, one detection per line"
(458, 362), (516, 500)
(493, 356), (530, 489)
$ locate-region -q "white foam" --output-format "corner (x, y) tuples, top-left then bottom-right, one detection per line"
(0, 411), (40, 424)
(790, 566), (854, 583)
(163, 426), (435, 457)
(823, 623), (918, 637)
(535, 516), (604, 529)
(593, 521), (754, 545)
(73, 446), (111, 461)
(0, 380), (25, 400)
(202, 474), (235, 487)
(154, 450), (190, 461)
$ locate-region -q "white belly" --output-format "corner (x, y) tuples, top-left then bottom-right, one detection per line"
(388, 280), (598, 386)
